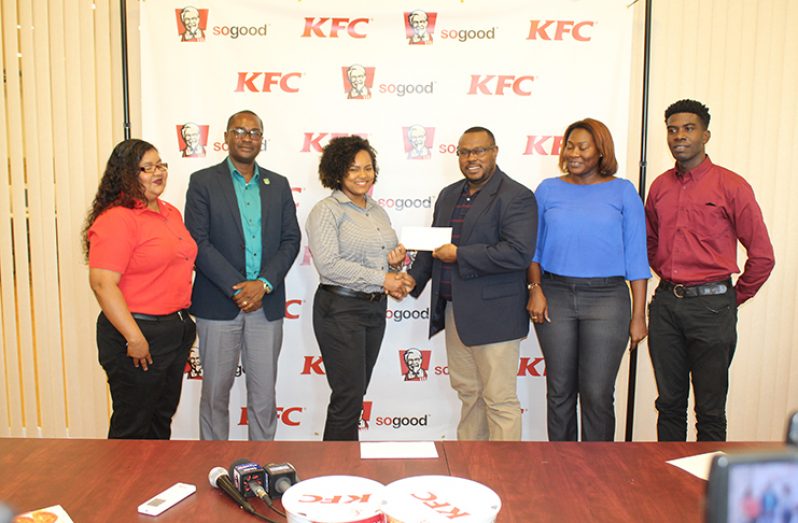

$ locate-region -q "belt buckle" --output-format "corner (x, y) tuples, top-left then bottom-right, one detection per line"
(672, 284), (686, 299)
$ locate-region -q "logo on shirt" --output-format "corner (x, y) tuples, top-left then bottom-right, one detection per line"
(404, 10), (437, 45)
(176, 122), (209, 158)
(403, 125), (435, 160)
(399, 348), (431, 382)
(342, 64), (375, 99)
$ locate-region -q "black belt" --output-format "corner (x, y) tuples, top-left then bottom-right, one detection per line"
(659, 279), (731, 299)
(319, 284), (385, 303)
(131, 310), (188, 322)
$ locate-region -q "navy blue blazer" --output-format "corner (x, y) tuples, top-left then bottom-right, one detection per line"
(184, 161), (301, 321)
(408, 167), (537, 346)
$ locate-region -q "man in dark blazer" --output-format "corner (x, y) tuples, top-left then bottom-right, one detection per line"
(184, 110), (300, 440)
(407, 126), (537, 441)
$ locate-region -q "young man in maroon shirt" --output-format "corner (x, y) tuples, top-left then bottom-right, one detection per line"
(645, 99), (775, 441)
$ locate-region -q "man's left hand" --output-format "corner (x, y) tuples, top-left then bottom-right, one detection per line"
(432, 243), (457, 263)
(232, 280), (266, 312)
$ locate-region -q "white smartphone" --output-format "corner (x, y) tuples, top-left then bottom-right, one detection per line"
(137, 482), (197, 516)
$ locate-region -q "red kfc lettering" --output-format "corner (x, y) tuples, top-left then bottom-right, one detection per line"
(238, 407), (248, 425)
(236, 72), (261, 92)
(302, 17), (327, 37)
(277, 406), (302, 426)
(518, 357), (546, 377)
(527, 20), (593, 41)
(301, 17), (369, 38)
(523, 135), (563, 155)
(467, 75), (533, 96)
(301, 356), (325, 375)
(285, 299), (302, 319)
(467, 75), (495, 95)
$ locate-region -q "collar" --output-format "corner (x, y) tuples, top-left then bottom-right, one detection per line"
(227, 157), (260, 183)
(132, 198), (168, 215)
(673, 155), (713, 181)
(331, 189), (375, 210)
(460, 165), (503, 196)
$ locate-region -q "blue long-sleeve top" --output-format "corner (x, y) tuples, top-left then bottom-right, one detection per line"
(533, 177), (651, 281)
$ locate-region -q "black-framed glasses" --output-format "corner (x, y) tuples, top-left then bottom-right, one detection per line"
(228, 127), (264, 140)
(139, 162), (168, 174)
(456, 146), (495, 158)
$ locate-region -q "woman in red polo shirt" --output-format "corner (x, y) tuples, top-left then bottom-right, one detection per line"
(83, 139), (197, 439)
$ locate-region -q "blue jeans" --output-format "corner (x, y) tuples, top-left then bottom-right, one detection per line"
(534, 273), (631, 441)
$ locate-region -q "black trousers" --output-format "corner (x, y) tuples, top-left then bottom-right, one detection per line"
(648, 284), (737, 441)
(312, 287), (386, 441)
(97, 311), (196, 439)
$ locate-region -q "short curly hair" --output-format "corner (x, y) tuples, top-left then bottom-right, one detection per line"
(318, 135), (379, 190)
(82, 139), (155, 260)
(665, 99), (710, 129)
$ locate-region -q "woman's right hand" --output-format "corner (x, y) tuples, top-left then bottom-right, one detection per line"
(127, 336), (153, 371)
(384, 272), (408, 299)
(527, 287), (550, 324)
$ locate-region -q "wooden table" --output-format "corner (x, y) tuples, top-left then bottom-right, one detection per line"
(0, 438), (776, 522)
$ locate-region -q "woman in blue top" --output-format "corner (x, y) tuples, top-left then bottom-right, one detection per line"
(527, 118), (650, 441)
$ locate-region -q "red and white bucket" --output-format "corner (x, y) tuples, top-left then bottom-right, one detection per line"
(379, 475), (502, 523)
(281, 475), (385, 523)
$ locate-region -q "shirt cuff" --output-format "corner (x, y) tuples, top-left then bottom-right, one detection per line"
(257, 277), (273, 292)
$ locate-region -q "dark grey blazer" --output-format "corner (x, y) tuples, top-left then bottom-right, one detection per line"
(408, 167), (537, 345)
(184, 161), (300, 321)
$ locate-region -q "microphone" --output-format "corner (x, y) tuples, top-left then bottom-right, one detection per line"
(208, 466), (256, 514)
(230, 459), (270, 502)
(263, 462), (298, 499)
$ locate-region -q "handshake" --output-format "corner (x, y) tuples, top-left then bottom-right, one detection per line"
(384, 272), (416, 300)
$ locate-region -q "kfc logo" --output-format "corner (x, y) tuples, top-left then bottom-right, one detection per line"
(238, 406), (303, 426)
(403, 125), (434, 160)
(285, 299), (303, 319)
(176, 6), (208, 42)
(235, 72), (302, 93)
(399, 349), (431, 382)
(404, 10), (436, 45)
(527, 20), (594, 41)
(467, 75), (535, 96)
(302, 17), (369, 38)
(301, 356), (325, 375)
(176, 123), (209, 158)
(359, 401), (373, 430)
(300, 132), (368, 153)
(523, 135), (564, 156)
(342, 65), (375, 99)
(184, 345), (203, 379)
(517, 356), (546, 377)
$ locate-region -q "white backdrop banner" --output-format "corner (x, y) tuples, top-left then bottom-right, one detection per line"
(139, 0), (634, 441)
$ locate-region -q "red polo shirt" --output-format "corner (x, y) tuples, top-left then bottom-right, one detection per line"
(645, 156), (774, 305)
(88, 200), (197, 314)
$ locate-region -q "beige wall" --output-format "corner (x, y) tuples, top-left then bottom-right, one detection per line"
(0, 0), (795, 440)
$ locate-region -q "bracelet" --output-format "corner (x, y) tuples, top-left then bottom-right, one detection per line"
(527, 282), (541, 291)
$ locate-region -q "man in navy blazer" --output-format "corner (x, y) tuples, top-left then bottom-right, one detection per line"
(407, 126), (537, 441)
(184, 110), (300, 440)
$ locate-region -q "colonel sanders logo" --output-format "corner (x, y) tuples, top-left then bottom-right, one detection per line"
(342, 64), (375, 99)
(400, 348), (430, 381)
(404, 10), (436, 45)
(184, 345), (203, 379)
(176, 6), (208, 42)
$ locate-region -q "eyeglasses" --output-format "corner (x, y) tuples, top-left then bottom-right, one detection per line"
(456, 146), (495, 158)
(228, 128), (264, 140)
(139, 162), (168, 174)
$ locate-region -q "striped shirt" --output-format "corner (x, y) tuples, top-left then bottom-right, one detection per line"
(306, 190), (399, 294)
(440, 183), (479, 301)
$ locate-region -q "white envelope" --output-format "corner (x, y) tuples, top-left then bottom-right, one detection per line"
(401, 226), (452, 251)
